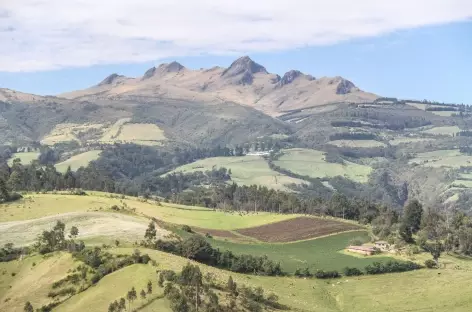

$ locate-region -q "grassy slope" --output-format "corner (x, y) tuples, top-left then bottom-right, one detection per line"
(55, 150), (102, 172)
(328, 140), (386, 148)
(168, 155), (305, 191)
(274, 148), (372, 183)
(207, 231), (393, 273)
(0, 193), (297, 230)
(7, 152), (40, 165)
(0, 253), (75, 312)
(410, 149), (472, 168)
(422, 126), (461, 135)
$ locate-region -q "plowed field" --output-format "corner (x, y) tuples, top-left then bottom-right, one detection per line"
(236, 217), (361, 242)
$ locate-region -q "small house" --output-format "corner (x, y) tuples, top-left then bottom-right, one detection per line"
(374, 241), (389, 251)
(346, 245), (376, 256)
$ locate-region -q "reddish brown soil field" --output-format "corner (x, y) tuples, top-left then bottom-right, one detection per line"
(193, 227), (240, 239)
(236, 217), (362, 243)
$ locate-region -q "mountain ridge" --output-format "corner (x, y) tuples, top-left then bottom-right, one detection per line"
(59, 56), (378, 116)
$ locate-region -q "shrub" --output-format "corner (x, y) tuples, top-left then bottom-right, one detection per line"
(181, 225), (192, 233)
(349, 237), (365, 246)
(343, 267), (363, 276)
(205, 233), (213, 239)
(424, 259), (437, 269)
(314, 270), (340, 279)
(47, 287), (76, 298)
(364, 260), (421, 275)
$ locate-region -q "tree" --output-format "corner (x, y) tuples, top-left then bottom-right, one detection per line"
(424, 241), (444, 265)
(180, 263), (203, 311)
(147, 280), (153, 294)
(108, 301), (117, 312)
(227, 276), (237, 295)
(144, 222), (157, 242)
(140, 289), (147, 300)
(0, 178), (10, 202)
(127, 287), (137, 310)
(400, 200), (423, 242)
(23, 301), (33, 312)
(70, 226), (79, 239)
(119, 298), (126, 312)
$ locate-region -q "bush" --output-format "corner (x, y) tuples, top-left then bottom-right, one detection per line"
(47, 287), (76, 298)
(349, 237), (365, 246)
(364, 261), (421, 275)
(343, 267), (363, 276)
(315, 270), (340, 279)
(424, 259), (437, 269)
(181, 225), (192, 233)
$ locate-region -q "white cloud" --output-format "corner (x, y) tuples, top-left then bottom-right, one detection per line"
(0, 0), (471, 71)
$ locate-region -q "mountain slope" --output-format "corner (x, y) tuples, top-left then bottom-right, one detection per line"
(59, 56), (378, 116)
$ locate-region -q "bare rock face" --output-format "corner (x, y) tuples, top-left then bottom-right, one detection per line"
(98, 73), (125, 86)
(221, 56), (268, 85)
(142, 61), (185, 80)
(335, 78), (356, 94)
(279, 70), (315, 86)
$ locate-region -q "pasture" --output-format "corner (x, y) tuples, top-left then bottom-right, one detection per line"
(409, 149), (472, 168)
(421, 126), (461, 136)
(0, 211), (166, 246)
(54, 150), (102, 172)
(389, 137), (435, 146)
(274, 148), (372, 183)
(99, 118), (166, 146)
(0, 193), (297, 230)
(328, 140), (386, 148)
(40, 122), (104, 145)
(169, 155), (305, 191)
(208, 231), (394, 273)
(7, 152), (40, 165)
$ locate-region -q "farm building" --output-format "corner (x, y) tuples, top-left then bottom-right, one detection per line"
(346, 245), (376, 256)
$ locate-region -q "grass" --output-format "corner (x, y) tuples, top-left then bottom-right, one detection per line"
(7, 152), (40, 165)
(451, 180), (472, 188)
(55, 150), (102, 172)
(169, 155), (305, 191)
(422, 126), (461, 136)
(0, 193), (297, 230)
(328, 140), (386, 148)
(0, 252), (75, 311)
(410, 149), (472, 168)
(56, 264), (168, 312)
(207, 231), (394, 273)
(274, 148), (372, 183)
(99, 118), (165, 146)
(389, 137), (435, 146)
(40, 122), (104, 145)
(0, 211), (165, 246)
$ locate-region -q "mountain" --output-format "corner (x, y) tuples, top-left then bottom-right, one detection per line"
(59, 56), (378, 116)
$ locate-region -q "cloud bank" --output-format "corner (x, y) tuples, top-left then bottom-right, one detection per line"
(1, 0), (471, 71)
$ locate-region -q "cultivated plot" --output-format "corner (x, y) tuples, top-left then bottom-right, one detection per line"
(274, 148), (372, 183)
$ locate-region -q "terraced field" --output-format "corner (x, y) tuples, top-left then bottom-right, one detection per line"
(274, 148), (372, 183)
(169, 155), (305, 191)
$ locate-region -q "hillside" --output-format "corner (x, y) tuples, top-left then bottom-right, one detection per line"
(2, 192), (472, 312)
(59, 56), (378, 116)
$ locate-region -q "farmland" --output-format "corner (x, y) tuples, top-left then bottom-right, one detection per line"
(54, 150), (102, 172)
(7, 152), (40, 165)
(274, 148), (372, 183)
(169, 155), (305, 190)
(328, 140), (386, 148)
(100, 119), (166, 146)
(236, 217), (362, 243)
(421, 126), (461, 136)
(389, 137), (435, 146)
(0, 193), (297, 229)
(410, 149), (472, 168)
(2, 192), (472, 311)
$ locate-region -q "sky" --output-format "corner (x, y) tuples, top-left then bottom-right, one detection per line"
(0, 0), (471, 103)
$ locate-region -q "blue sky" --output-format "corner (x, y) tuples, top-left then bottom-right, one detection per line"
(0, 1), (471, 103)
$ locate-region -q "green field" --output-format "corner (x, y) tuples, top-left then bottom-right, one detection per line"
(55, 150), (102, 172)
(410, 149), (472, 168)
(421, 126), (461, 136)
(7, 152), (40, 165)
(389, 137), (435, 146)
(274, 148), (372, 183)
(0, 193), (297, 230)
(169, 155), (305, 191)
(328, 140), (386, 148)
(207, 231), (393, 273)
